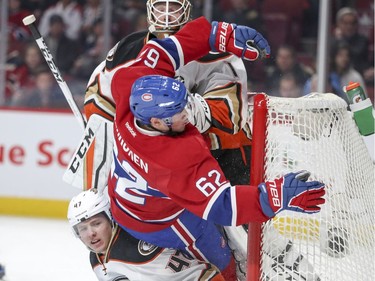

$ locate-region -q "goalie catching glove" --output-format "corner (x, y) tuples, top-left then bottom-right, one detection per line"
(258, 171), (325, 218)
(209, 21), (270, 61)
(185, 93), (212, 133)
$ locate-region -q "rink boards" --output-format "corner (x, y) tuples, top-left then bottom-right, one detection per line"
(0, 108), (82, 218)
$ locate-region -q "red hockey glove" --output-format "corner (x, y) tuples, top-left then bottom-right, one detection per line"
(209, 21), (270, 61)
(258, 171), (325, 218)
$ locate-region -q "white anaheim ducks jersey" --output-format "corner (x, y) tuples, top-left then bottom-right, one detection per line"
(176, 52), (252, 150)
(91, 226), (224, 281)
(176, 52), (248, 134)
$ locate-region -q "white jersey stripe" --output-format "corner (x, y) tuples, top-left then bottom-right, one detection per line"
(202, 182), (231, 220)
(230, 185), (238, 226)
(171, 219), (209, 262)
(147, 40), (177, 71)
(170, 35), (185, 67)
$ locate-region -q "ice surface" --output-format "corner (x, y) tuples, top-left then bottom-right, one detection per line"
(0, 215), (96, 281)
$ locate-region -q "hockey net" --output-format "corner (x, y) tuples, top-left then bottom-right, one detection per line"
(247, 93), (375, 281)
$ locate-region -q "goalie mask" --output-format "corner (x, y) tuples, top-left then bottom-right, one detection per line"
(146, 0), (191, 37)
(67, 189), (112, 238)
(130, 75), (189, 126)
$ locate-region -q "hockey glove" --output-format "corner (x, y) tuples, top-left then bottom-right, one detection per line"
(209, 21), (270, 61)
(258, 171), (325, 218)
(185, 93), (212, 133)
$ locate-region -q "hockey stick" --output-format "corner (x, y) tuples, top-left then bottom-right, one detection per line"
(22, 14), (86, 129)
(22, 15), (113, 192)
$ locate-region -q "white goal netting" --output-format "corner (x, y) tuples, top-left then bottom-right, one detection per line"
(250, 93), (375, 281)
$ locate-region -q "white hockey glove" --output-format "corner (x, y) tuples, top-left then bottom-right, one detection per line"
(185, 93), (212, 133)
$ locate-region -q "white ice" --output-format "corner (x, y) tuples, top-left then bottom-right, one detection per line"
(0, 215), (97, 281)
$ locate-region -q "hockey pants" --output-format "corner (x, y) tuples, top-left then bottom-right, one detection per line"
(117, 209), (233, 271)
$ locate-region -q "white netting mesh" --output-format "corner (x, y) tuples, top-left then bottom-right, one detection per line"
(252, 93), (375, 281)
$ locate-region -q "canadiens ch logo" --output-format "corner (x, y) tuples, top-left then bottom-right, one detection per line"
(138, 241), (158, 256)
(141, 93), (153, 102)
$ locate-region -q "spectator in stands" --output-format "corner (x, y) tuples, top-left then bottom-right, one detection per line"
(265, 44), (313, 96)
(8, 0), (31, 42)
(115, 0), (146, 21)
(5, 0), (32, 89)
(9, 68), (66, 108)
(218, 0), (266, 91)
(189, 0), (204, 18)
(332, 7), (373, 78)
(260, 0), (310, 50)
(22, 0), (55, 19)
(113, 0), (146, 39)
(38, 0), (83, 40)
(278, 73), (303, 98)
(5, 42), (46, 105)
(43, 14), (82, 76)
(221, 0), (263, 31)
(133, 13), (148, 32)
(72, 18), (112, 80)
(81, 0), (104, 36)
(303, 42), (367, 103)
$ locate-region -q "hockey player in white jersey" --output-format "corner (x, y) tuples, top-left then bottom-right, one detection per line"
(68, 188), (225, 281)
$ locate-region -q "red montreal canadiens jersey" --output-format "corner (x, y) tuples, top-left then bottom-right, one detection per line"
(108, 17), (268, 233)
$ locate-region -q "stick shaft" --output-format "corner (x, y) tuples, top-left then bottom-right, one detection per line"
(23, 15), (86, 129)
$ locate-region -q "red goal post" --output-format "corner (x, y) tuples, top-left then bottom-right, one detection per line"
(246, 93), (374, 281)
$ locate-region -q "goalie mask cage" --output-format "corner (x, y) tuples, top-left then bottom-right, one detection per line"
(247, 93), (374, 281)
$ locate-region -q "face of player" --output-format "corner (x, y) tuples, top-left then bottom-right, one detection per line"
(151, 109), (190, 133)
(169, 109), (190, 132)
(153, 2), (184, 23)
(76, 213), (113, 254)
(152, 2), (185, 37)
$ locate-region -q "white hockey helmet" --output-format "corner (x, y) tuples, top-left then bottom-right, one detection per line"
(146, 0), (191, 36)
(67, 189), (112, 237)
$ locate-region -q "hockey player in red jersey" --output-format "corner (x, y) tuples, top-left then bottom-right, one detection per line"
(83, 0), (252, 188)
(105, 16), (325, 280)
(64, 2), (258, 278)
(68, 188), (224, 281)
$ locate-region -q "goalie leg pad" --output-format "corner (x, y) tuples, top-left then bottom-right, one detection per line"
(63, 114), (114, 191)
(262, 225), (321, 281)
(222, 225), (248, 281)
